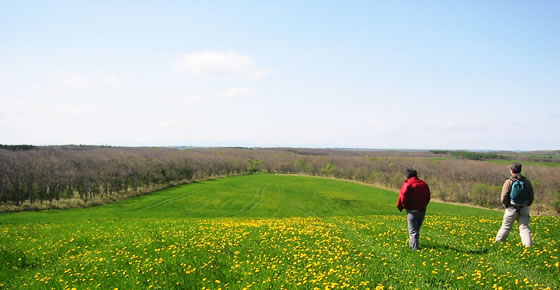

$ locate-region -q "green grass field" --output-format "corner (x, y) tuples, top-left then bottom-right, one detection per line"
(1, 174), (558, 289)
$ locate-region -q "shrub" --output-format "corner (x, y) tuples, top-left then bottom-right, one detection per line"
(553, 190), (560, 214)
(470, 183), (502, 208)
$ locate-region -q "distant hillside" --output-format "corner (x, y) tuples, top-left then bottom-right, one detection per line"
(1, 146), (559, 215)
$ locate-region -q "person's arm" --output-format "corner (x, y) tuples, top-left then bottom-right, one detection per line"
(397, 182), (408, 211)
(425, 183), (431, 205)
(500, 179), (512, 207)
(526, 179), (535, 206)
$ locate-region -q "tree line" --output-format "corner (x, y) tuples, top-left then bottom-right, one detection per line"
(431, 150), (509, 161)
(1, 146), (559, 214)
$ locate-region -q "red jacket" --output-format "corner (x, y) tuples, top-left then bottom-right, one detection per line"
(397, 177), (431, 211)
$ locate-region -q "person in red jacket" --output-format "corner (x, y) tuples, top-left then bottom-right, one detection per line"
(397, 169), (431, 250)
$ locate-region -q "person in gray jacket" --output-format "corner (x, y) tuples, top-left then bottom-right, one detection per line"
(495, 163), (534, 247)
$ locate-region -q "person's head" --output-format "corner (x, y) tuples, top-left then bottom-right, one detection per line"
(406, 169), (417, 179)
(509, 163), (522, 174)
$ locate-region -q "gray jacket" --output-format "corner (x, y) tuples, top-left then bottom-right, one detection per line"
(500, 174), (534, 207)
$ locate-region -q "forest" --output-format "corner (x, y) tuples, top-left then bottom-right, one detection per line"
(1, 146), (559, 214)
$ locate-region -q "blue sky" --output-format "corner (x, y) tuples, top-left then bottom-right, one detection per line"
(1, 1), (559, 150)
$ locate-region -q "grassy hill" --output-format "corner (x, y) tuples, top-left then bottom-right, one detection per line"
(0, 174), (558, 289)
(0, 174), (498, 224)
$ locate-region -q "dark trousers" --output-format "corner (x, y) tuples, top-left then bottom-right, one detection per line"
(407, 210), (426, 250)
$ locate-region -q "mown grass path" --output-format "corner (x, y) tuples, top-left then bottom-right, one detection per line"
(0, 174), (558, 289)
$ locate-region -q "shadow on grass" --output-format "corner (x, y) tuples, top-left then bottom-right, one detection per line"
(421, 243), (489, 254)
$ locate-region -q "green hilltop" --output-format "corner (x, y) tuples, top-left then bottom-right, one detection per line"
(0, 174), (498, 223)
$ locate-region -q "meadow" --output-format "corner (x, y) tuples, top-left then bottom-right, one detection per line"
(1, 174), (558, 289)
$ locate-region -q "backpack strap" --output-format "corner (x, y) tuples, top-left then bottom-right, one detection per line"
(507, 177), (516, 206)
(507, 177), (516, 191)
(508, 176), (522, 187)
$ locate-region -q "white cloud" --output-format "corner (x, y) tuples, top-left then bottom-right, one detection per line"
(507, 122), (527, 127)
(367, 119), (383, 127)
(424, 121), (459, 129)
(156, 120), (198, 130)
(57, 74), (91, 89)
(215, 87), (254, 98)
(182, 94), (207, 102)
(0, 97), (103, 120)
(176, 50), (268, 80)
(106, 76), (125, 89)
(444, 122), (457, 128)
(248, 69), (271, 81)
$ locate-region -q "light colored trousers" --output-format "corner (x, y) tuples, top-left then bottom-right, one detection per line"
(495, 206), (533, 247)
(407, 210), (426, 250)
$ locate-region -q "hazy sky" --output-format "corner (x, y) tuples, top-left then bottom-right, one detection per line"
(1, 1), (559, 150)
